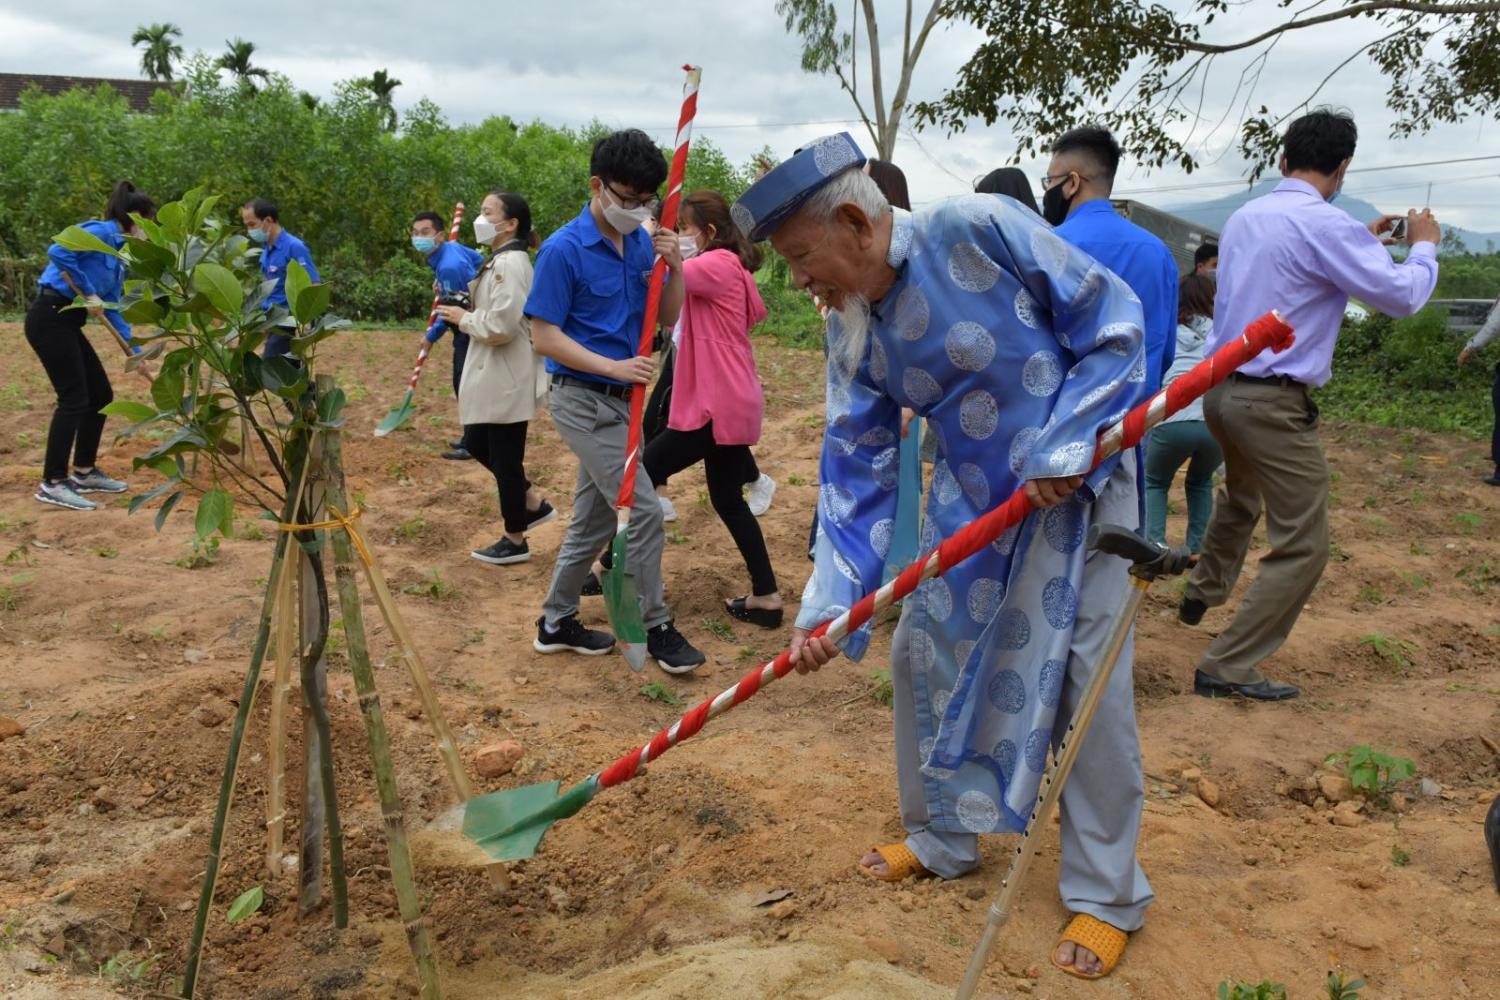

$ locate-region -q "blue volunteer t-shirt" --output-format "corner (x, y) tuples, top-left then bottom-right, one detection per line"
(524, 203), (653, 385)
(260, 230), (321, 309)
(428, 239), (484, 294)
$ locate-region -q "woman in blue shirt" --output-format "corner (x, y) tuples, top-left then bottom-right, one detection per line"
(25, 181), (155, 511)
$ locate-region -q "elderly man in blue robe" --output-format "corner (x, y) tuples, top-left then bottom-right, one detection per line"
(733, 134), (1152, 981)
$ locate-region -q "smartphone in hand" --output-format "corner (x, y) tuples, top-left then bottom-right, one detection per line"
(1391, 216), (1408, 241)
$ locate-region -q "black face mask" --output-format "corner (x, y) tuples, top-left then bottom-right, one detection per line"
(1042, 179), (1073, 227)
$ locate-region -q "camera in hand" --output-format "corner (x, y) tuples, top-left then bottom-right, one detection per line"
(438, 290), (473, 311)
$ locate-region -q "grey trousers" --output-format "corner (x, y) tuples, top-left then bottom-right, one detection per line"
(890, 524), (1154, 931)
(1186, 379), (1329, 685)
(541, 384), (671, 631)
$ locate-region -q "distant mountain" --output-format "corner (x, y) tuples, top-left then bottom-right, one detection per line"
(1164, 180), (1500, 253)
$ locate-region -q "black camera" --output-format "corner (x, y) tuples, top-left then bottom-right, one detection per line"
(437, 290), (473, 311)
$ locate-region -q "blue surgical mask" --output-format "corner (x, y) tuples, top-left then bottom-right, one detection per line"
(248, 228), (268, 245)
(411, 236), (436, 254)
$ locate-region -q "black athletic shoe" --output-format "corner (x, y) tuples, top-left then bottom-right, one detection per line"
(471, 537), (530, 565)
(647, 621), (706, 675)
(580, 571), (603, 597)
(526, 500), (558, 529)
(1484, 468), (1500, 487)
(442, 446), (473, 461)
(533, 615), (614, 656)
(1178, 596), (1207, 626)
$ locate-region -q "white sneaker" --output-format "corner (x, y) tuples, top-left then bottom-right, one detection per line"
(658, 494), (678, 523)
(34, 480), (97, 511)
(746, 474), (776, 517)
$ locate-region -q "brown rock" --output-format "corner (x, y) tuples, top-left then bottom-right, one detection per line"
(966, 885), (987, 900)
(1389, 792), (1409, 813)
(1330, 801), (1366, 827)
(0, 716), (25, 741)
(1319, 773), (1356, 804)
(767, 900), (798, 921)
(864, 937), (902, 963)
(896, 891), (916, 913)
(1196, 778), (1221, 808)
(1179, 766), (1202, 783)
(91, 788), (119, 812)
(192, 699), (230, 728)
(474, 740), (525, 778)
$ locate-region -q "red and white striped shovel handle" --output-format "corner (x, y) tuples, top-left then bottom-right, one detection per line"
(595, 311), (1297, 789)
(405, 202), (468, 390)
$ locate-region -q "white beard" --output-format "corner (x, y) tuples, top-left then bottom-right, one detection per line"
(829, 293), (872, 384)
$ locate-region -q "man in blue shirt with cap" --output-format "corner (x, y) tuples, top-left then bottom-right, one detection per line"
(1042, 126), (1178, 397)
(737, 132), (1153, 981)
(412, 210), (485, 459)
(242, 198), (321, 359)
(524, 128), (706, 674)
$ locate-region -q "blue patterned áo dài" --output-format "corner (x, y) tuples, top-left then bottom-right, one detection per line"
(795, 196), (1146, 833)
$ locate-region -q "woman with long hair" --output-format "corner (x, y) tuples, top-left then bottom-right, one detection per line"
(26, 180), (155, 511)
(644, 190), (784, 627)
(436, 191), (556, 565)
(1144, 273), (1224, 552)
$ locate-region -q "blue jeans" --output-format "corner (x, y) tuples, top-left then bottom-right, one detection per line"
(1144, 420), (1223, 553)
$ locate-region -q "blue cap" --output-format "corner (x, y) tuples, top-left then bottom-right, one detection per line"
(732, 132), (867, 242)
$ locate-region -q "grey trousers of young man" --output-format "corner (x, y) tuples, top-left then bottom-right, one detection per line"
(541, 383), (671, 631)
(890, 525), (1154, 932)
(1185, 378), (1329, 685)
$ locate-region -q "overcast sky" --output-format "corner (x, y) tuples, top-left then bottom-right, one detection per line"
(3, 1), (1497, 235)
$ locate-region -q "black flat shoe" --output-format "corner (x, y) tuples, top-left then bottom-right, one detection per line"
(1193, 669), (1299, 701)
(725, 596), (784, 629)
(1179, 596), (1207, 626)
(1485, 793), (1500, 894)
(580, 572), (602, 597)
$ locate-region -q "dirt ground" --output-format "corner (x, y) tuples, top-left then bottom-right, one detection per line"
(0, 322), (1497, 1000)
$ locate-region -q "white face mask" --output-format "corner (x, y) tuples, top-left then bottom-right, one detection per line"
(473, 215), (499, 245)
(678, 235), (700, 259)
(600, 186), (652, 234)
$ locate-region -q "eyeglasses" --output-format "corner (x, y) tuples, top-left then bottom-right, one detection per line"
(604, 182), (660, 212)
(1039, 170), (1093, 190)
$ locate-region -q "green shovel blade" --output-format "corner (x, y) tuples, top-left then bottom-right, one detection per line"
(462, 777), (600, 862)
(602, 528), (649, 671)
(374, 390), (415, 437)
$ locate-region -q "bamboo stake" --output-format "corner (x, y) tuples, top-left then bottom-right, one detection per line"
(355, 545), (509, 890)
(322, 424), (443, 999)
(264, 541), (299, 878)
(181, 453), (309, 999)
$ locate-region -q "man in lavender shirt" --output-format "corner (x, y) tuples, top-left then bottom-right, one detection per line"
(1178, 107), (1441, 701)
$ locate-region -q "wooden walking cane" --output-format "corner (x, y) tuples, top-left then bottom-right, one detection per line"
(952, 526), (1192, 1000)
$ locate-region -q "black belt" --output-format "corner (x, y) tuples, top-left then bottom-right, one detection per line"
(1230, 371), (1303, 388)
(35, 286), (71, 305)
(550, 374), (634, 400)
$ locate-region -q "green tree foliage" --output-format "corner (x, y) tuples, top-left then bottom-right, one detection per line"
(916, 0), (1500, 176)
(0, 66), (753, 319)
(355, 69), (402, 132)
(218, 38), (271, 92)
(131, 22), (183, 82)
(1434, 251), (1500, 299)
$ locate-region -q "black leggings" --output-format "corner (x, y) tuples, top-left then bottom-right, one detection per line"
(466, 421), (532, 535)
(24, 291), (114, 483)
(643, 422), (777, 597)
(1491, 361), (1500, 467)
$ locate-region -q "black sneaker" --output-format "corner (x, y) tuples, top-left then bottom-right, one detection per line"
(526, 500), (558, 529)
(471, 537), (530, 565)
(534, 615), (614, 656)
(580, 571), (603, 597)
(442, 446), (473, 461)
(648, 621), (706, 675)
(1485, 468), (1500, 487)
(1179, 596), (1207, 626)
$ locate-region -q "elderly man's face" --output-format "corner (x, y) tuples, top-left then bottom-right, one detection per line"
(770, 207), (870, 310)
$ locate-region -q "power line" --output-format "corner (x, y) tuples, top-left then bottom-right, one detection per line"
(640, 117), (862, 132)
(1115, 153), (1500, 197)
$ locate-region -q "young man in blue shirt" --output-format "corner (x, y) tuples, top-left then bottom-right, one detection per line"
(1042, 127), (1179, 397)
(242, 198), (321, 359)
(412, 210), (485, 460)
(524, 129), (705, 673)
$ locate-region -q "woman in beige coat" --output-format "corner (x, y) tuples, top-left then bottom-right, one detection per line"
(435, 191), (554, 565)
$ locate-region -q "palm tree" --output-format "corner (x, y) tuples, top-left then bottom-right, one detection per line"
(131, 22), (183, 81)
(218, 38), (271, 91)
(356, 69), (402, 131)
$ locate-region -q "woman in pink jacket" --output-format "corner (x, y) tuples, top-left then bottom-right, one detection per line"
(643, 190), (783, 628)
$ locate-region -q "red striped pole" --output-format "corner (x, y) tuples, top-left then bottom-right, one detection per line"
(405, 201), (467, 388)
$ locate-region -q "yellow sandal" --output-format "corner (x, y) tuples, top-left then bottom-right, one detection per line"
(1051, 913), (1128, 979)
(858, 843), (930, 882)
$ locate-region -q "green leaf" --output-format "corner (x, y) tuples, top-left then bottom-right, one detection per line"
(128, 480), (179, 514)
(154, 491), (183, 533)
(194, 262), (244, 318)
(316, 386), (347, 428)
(101, 401), (157, 423)
(150, 365), (186, 412)
(285, 259), (312, 322)
(225, 885), (263, 924)
(292, 280), (330, 328)
(121, 295), (165, 326)
(195, 488), (233, 540)
(52, 225), (122, 258)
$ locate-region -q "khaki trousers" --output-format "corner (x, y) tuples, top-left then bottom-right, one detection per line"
(1187, 378), (1329, 685)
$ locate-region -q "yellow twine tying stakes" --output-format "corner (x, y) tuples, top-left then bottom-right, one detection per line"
(278, 506), (374, 566)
